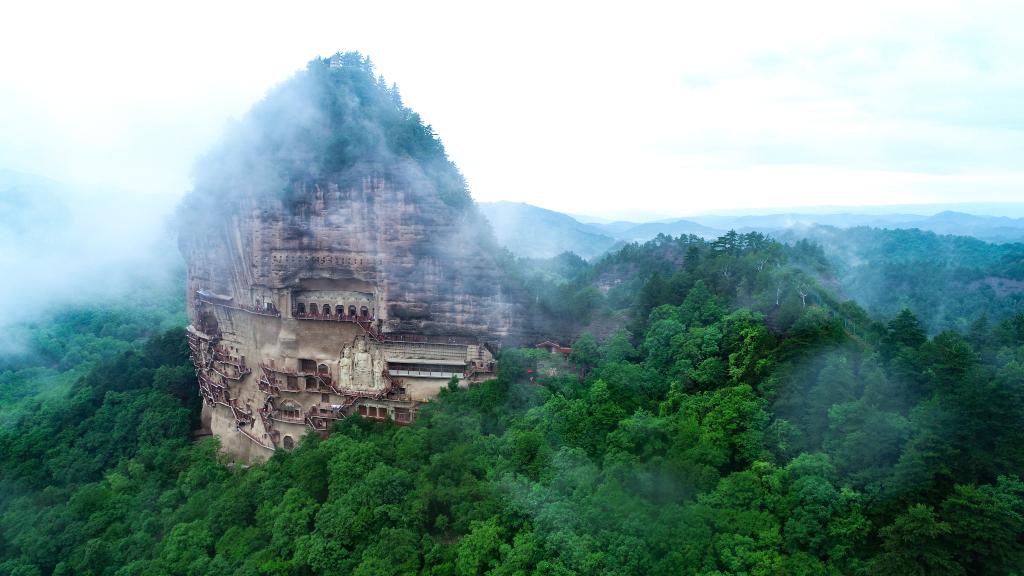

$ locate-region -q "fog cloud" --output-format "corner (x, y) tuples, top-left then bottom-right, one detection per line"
(0, 170), (182, 352)
(3, 1), (1024, 346)
(4, 1), (1024, 221)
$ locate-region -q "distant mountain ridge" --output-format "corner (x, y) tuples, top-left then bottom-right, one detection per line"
(696, 211), (1024, 243)
(593, 218), (723, 242)
(479, 202), (725, 259)
(480, 201), (1024, 259)
(477, 202), (621, 259)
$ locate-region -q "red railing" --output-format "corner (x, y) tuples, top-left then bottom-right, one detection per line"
(259, 362), (328, 380)
(250, 383), (420, 439)
(258, 365), (307, 393)
(305, 415), (328, 431)
(238, 427), (274, 450)
(229, 402), (254, 427)
(194, 294), (282, 318)
(258, 377), (282, 396)
(211, 363), (251, 381)
(293, 311), (374, 322)
(213, 347), (247, 368)
(292, 312), (386, 342)
(269, 412), (306, 424)
(197, 372), (226, 391)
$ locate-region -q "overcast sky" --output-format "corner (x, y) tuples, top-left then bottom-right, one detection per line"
(2, 0), (1023, 219)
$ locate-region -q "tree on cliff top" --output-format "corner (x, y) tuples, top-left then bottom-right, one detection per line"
(191, 51), (472, 209)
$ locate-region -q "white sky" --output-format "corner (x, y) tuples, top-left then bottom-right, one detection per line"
(2, 0), (1023, 219)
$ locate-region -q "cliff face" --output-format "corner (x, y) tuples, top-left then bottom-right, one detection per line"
(178, 52), (548, 342)
(180, 162), (520, 338)
(177, 53), (540, 460)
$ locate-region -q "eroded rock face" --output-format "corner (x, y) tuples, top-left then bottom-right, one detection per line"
(181, 163), (521, 339)
(179, 160), (538, 460)
(177, 53), (547, 460)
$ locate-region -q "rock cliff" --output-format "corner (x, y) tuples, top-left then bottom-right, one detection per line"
(177, 53), (542, 460)
(180, 53), (533, 340)
(180, 162), (522, 339)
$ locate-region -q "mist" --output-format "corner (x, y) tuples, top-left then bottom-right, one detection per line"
(0, 170), (182, 353)
(6, 2), (1024, 222)
(1, 4), (1023, 574)
(2, 3), (1023, 340)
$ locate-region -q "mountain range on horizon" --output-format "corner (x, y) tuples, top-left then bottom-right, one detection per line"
(480, 200), (1024, 259)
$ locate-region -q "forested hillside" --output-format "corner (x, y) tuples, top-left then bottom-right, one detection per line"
(777, 226), (1024, 333)
(477, 202), (1024, 337)
(2, 231), (1023, 575)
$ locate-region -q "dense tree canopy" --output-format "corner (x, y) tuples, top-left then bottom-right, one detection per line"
(779, 226), (1024, 334)
(1, 230), (1022, 575)
(188, 52), (473, 214)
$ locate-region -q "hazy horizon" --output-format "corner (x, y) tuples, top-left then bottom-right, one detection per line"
(486, 198), (1024, 224)
(4, 1), (1024, 218)
(3, 6), (1024, 573)
(4, 0), (1024, 340)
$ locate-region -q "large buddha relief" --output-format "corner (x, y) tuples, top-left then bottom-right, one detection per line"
(336, 337), (385, 391)
(353, 338), (373, 388)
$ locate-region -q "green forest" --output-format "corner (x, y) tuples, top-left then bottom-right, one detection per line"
(777, 225), (1024, 334)
(2, 230), (1022, 576)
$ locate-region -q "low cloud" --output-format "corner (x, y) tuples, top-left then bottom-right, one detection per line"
(0, 171), (182, 352)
